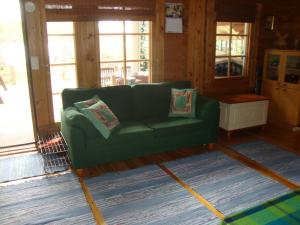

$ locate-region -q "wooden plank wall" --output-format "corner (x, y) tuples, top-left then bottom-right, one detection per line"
(203, 0), (262, 95)
(164, 0), (188, 82)
(22, 0), (55, 135)
(257, 0), (300, 67)
(152, 0), (165, 83)
(185, 0), (266, 95)
(22, 0), (167, 134)
(186, 0), (207, 93)
(75, 22), (99, 88)
(22, 0), (300, 134)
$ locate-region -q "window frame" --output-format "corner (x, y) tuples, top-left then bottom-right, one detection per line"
(214, 22), (252, 79)
(98, 20), (152, 87)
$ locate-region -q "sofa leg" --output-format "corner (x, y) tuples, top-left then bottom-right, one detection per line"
(206, 143), (214, 150)
(76, 169), (85, 178)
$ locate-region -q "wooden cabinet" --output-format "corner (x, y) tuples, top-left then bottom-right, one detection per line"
(262, 49), (300, 126)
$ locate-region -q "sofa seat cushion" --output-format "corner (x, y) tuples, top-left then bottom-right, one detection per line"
(86, 121), (154, 146)
(146, 118), (204, 137)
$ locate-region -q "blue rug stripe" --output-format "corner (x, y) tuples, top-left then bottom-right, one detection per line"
(230, 140), (300, 185)
(0, 152), (69, 183)
(163, 151), (290, 216)
(0, 153), (45, 183)
(85, 164), (220, 225)
(0, 173), (96, 225)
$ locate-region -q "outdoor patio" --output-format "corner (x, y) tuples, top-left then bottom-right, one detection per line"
(0, 81), (34, 148)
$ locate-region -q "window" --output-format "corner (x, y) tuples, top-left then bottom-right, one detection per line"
(98, 21), (151, 87)
(47, 22), (77, 122)
(215, 22), (250, 78)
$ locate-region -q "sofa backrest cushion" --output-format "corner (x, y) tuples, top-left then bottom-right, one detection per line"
(62, 81), (191, 122)
(62, 85), (133, 121)
(161, 81), (191, 89)
(132, 81), (191, 121)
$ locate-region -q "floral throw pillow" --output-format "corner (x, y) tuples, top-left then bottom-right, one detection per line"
(80, 100), (120, 139)
(169, 88), (197, 118)
(74, 95), (100, 110)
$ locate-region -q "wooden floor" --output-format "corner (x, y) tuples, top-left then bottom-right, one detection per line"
(78, 145), (210, 177)
(79, 123), (300, 178)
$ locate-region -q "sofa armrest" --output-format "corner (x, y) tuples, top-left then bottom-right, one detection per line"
(61, 107), (101, 169)
(196, 95), (220, 129)
(61, 107), (99, 139)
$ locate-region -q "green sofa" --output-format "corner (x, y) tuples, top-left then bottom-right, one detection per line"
(61, 81), (220, 170)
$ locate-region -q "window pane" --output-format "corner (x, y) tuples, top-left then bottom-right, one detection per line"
(216, 36), (230, 56)
(215, 57), (228, 77)
(47, 22), (76, 122)
(100, 35), (124, 61)
(126, 35), (149, 60)
(230, 57), (245, 76)
(266, 54), (280, 81)
(99, 20), (152, 85)
(231, 36), (247, 56)
(215, 22), (249, 78)
(48, 36), (76, 64)
(232, 23), (248, 35)
(100, 62), (125, 87)
(285, 56), (300, 84)
(50, 65), (77, 94)
(52, 94), (62, 122)
(99, 21), (123, 33)
(50, 65), (76, 122)
(47, 22), (74, 34)
(126, 61), (150, 84)
(125, 21), (149, 33)
(216, 22), (230, 34)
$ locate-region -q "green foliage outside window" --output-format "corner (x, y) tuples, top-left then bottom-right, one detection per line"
(139, 21), (148, 72)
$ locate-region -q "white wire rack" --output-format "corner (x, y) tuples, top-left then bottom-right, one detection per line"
(37, 132), (70, 173)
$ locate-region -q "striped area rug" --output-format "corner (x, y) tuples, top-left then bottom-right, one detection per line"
(0, 152), (44, 183)
(163, 151), (290, 216)
(0, 152), (69, 183)
(0, 173), (95, 225)
(85, 164), (220, 225)
(230, 140), (300, 184)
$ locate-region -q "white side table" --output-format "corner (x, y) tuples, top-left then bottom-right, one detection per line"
(215, 94), (269, 137)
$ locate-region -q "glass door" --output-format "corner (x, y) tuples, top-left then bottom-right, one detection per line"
(284, 56), (300, 85)
(265, 54), (280, 82)
(0, 0), (35, 148)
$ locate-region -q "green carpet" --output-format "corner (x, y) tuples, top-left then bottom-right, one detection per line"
(222, 190), (300, 225)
